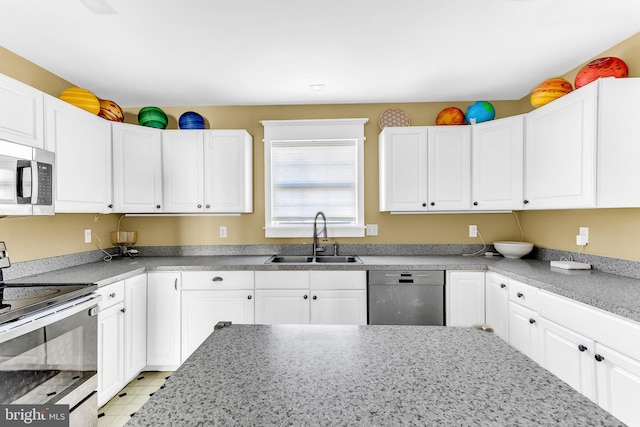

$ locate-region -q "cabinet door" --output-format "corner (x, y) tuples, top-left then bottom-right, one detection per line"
(146, 272), (181, 370)
(595, 342), (640, 427)
(508, 301), (539, 363)
(162, 130), (204, 213)
(427, 126), (471, 211)
(255, 289), (310, 325)
(112, 123), (163, 213)
(446, 271), (485, 327)
(45, 95), (113, 213)
(310, 290), (367, 325)
(0, 73), (44, 148)
(204, 130), (253, 213)
(471, 115), (524, 210)
(124, 274), (147, 382)
(378, 126), (428, 212)
(597, 77), (640, 207)
(538, 317), (597, 402)
(181, 290), (254, 361)
(484, 272), (509, 342)
(524, 82), (597, 209)
(97, 302), (125, 407)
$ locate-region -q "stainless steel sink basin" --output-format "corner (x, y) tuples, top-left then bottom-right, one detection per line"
(314, 255), (361, 263)
(266, 255), (314, 263)
(266, 255), (361, 264)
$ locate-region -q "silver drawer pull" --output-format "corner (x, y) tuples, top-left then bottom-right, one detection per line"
(109, 293), (116, 298)
(212, 277), (224, 282)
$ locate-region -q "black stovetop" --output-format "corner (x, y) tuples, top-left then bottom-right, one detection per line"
(0, 283), (97, 325)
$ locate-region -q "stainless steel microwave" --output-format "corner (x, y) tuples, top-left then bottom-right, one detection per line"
(0, 139), (54, 215)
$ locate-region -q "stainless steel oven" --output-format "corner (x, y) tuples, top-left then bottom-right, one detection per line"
(0, 283), (99, 427)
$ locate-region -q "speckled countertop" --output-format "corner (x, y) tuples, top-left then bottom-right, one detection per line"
(126, 324), (623, 426)
(8, 254), (640, 324)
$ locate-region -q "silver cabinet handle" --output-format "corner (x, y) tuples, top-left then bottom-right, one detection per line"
(109, 293), (116, 298)
(247, 295), (252, 300)
(197, 204), (202, 208)
(212, 277), (223, 282)
(121, 308), (126, 313)
(500, 283), (506, 289)
(205, 204), (211, 209)
(174, 278), (178, 291)
(517, 292), (524, 298)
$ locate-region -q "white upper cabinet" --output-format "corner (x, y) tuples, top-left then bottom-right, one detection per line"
(427, 126), (471, 211)
(471, 115), (524, 211)
(162, 129), (252, 213)
(112, 122), (163, 213)
(379, 126), (428, 212)
(596, 77), (640, 207)
(524, 81), (598, 209)
(0, 73), (44, 149)
(44, 95), (113, 213)
(379, 125), (470, 212)
(204, 130), (253, 213)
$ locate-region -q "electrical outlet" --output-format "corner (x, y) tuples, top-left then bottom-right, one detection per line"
(469, 225), (478, 238)
(366, 224), (378, 236)
(220, 226), (227, 238)
(579, 227), (589, 243)
(84, 229), (92, 243)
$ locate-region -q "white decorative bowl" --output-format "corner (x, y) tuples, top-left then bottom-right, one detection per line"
(493, 241), (534, 259)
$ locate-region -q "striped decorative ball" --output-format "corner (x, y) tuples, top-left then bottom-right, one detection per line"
(465, 101), (495, 124)
(98, 99), (124, 122)
(530, 78), (573, 108)
(179, 111), (205, 129)
(575, 57), (628, 89)
(138, 106), (168, 129)
(59, 87), (100, 115)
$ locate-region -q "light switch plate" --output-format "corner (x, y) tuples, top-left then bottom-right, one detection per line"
(366, 224), (378, 236)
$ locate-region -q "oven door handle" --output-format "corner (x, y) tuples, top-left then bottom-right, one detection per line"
(0, 295), (100, 344)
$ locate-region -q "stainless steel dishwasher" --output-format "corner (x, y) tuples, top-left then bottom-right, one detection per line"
(368, 270), (445, 325)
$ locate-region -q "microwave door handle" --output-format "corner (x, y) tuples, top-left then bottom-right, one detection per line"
(16, 160), (32, 202)
(30, 160), (39, 204)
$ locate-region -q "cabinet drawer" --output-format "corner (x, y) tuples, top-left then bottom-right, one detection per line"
(97, 281), (125, 310)
(310, 271), (366, 290)
(182, 271), (254, 290)
(255, 271), (310, 289)
(539, 290), (640, 361)
(508, 279), (538, 311)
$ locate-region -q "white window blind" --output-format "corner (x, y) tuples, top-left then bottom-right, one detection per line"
(262, 118), (368, 238)
(271, 139), (357, 224)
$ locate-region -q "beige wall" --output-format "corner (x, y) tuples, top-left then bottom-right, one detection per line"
(1, 34), (640, 263)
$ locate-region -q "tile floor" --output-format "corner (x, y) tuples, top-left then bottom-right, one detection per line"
(97, 371), (172, 427)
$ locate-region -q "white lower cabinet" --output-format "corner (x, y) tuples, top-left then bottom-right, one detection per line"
(255, 270), (366, 325)
(97, 292), (124, 407)
(594, 342), (640, 427)
(123, 274), (147, 382)
(538, 317), (597, 401)
(484, 272), (509, 341)
(508, 302), (539, 363)
(181, 271), (254, 361)
(446, 271), (485, 327)
(146, 272), (181, 371)
(97, 276), (147, 407)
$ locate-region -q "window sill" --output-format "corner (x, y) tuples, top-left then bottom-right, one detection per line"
(265, 225), (365, 238)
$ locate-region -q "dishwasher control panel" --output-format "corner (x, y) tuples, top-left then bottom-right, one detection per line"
(368, 270), (445, 285)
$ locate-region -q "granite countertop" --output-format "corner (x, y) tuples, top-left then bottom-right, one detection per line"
(9, 254), (640, 324)
(127, 324), (623, 426)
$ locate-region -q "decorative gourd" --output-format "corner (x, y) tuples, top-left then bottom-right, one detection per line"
(530, 78), (573, 108)
(436, 107), (466, 125)
(138, 106), (168, 129)
(465, 101), (495, 124)
(98, 99), (124, 122)
(59, 87), (100, 115)
(574, 57), (628, 89)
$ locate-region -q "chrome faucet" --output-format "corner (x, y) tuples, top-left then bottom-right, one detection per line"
(312, 211), (328, 256)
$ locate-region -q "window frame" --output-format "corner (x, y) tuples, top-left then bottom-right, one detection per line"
(262, 118), (368, 238)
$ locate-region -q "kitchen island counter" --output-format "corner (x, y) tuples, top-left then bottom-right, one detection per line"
(127, 324), (622, 426)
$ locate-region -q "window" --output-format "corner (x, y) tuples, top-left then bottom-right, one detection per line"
(262, 119), (368, 238)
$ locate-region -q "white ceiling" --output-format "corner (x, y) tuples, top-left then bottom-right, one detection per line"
(0, 0), (639, 107)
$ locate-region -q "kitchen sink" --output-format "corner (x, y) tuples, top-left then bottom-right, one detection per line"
(265, 255), (361, 264)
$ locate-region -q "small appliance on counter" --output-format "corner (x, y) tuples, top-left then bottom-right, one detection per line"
(111, 215), (139, 258)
